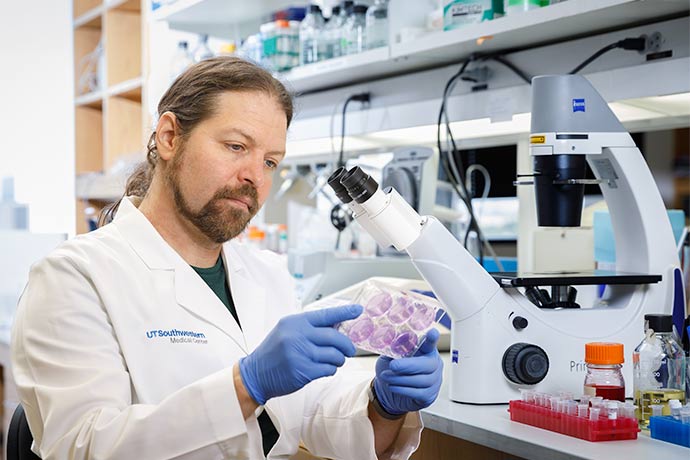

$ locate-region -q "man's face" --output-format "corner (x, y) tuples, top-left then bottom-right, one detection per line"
(165, 91), (287, 243)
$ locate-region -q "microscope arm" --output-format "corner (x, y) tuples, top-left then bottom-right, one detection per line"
(350, 184), (501, 321)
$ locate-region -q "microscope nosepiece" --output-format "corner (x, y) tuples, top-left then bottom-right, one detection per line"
(340, 166), (379, 204)
(533, 155), (586, 227)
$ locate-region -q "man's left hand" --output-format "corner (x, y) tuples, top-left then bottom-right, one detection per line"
(373, 329), (443, 416)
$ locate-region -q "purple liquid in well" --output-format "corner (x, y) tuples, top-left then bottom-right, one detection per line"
(388, 297), (414, 324)
(348, 317), (374, 343)
(408, 302), (434, 331)
(391, 331), (419, 357)
(366, 292), (392, 317)
(368, 324), (396, 349)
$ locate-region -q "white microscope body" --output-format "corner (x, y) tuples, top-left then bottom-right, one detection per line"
(328, 75), (684, 404)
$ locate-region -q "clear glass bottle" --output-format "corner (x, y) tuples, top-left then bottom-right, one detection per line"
(583, 342), (625, 402)
(299, 4), (325, 66)
(633, 314), (687, 428)
(365, 0), (389, 50)
(192, 34), (214, 63)
(345, 4), (368, 55)
(323, 5), (345, 59)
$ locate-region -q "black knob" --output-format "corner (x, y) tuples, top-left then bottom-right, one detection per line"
(502, 343), (549, 385)
(512, 316), (528, 331)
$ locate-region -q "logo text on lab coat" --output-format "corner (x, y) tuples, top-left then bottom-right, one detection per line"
(146, 329), (208, 344)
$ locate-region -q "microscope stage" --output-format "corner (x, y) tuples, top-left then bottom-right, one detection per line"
(491, 270), (661, 287)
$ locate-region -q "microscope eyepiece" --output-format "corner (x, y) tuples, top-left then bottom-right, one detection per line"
(340, 166), (379, 204)
(327, 167), (353, 203)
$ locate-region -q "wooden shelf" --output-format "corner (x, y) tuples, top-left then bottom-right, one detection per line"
(105, 96), (143, 169)
(105, 9), (142, 86)
(74, 5), (103, 28)
(73, 0), (145, 234)
(75, 91), (103, 109)
(108, 76), (142, 101)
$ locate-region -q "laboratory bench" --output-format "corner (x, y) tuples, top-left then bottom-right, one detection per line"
(352, 354), (690, 460)
(0, 343), (687, 459)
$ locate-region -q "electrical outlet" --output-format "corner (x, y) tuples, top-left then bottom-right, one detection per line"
(644, 32), (665, 54)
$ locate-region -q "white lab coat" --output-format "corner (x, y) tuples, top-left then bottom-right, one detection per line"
(11, 198), (423, 460)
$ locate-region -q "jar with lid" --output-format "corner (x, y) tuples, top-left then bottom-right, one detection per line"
(583, 342), (625, 402)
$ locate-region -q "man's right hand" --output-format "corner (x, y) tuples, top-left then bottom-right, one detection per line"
(238, 305), (362, 405)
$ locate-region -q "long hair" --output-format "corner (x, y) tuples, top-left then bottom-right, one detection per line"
(98, 56), (294, 227)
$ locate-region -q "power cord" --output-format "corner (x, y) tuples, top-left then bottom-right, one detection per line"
(338, 92), (371, 168)
(569, 36), (647, 75)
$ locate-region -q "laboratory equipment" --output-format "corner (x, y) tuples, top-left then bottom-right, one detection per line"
(299, 5), (325, 65)
(443, 0), (501, 30)
(169, 41), (191, 82)
(0, 178), (28, 230)
(583, 342), (625, 402)
(649, 409), (690, 448)
(634, 314), (686, 427)
(322, 5), (345, 59)
(288, 250), (420, 305)
(509, 391), (639, 441)
(379, 146), (437, 256)
(345, 5), (368, 55)
(192, 35), (213, 62)
(365, 0), (389, 50)
(504, 0), (543, 14)
(328, 74), (684, 404)
(334, 279), (444, 358)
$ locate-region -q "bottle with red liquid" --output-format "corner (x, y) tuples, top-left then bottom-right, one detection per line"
(584, 342), (626, 402)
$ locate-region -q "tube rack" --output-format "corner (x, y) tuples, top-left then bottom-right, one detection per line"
(649, 416), (690, 448)
(509, 400), (640, 442)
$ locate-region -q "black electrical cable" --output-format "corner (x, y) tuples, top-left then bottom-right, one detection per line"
(569, 42), (619, 75)
(435, 59), (487, 263)
(569, 36), (646, 75)
(338, 93), (371, 168)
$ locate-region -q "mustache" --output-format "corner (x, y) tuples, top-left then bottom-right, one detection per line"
(212, 184), (259, 212)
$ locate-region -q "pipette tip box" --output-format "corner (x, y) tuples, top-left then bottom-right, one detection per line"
(649, 416), (690, 448)
(509, 400), (640, 442)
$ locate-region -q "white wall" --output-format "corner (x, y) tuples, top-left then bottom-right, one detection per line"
(0, 0), (74, 236)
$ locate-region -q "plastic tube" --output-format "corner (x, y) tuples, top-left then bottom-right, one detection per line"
(578, 404), (589, 418)
(607, 402), (619, 420)
(650, 404), (664, 417)
(680, 406), (690, 424)
(670, 399), (682, 419)
(589, 407), (601, 421)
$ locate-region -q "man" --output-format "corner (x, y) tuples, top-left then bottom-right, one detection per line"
(12, 57), (443, 459)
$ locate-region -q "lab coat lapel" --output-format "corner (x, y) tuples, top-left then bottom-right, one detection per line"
(114, 197), (248, 353)
(174, 263), (248, 353)
(222, 245), (267, 352)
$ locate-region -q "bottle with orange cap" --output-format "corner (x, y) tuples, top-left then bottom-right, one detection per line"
(583, 342), (626, 402)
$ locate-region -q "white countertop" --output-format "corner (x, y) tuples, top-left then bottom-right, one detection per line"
(353, 354), (687, 459)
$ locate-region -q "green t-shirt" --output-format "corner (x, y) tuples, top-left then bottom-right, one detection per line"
(192, 256), (279, 456)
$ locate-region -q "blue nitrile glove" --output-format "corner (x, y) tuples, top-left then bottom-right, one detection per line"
(373, 328), (443, 415)
(239, 305), (362, 405)
(412, 289), (451, 329)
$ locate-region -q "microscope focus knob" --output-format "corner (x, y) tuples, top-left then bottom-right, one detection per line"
(502, 343), (549, 385)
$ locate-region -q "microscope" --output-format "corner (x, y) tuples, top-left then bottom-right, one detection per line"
(327, 75), (685, 404)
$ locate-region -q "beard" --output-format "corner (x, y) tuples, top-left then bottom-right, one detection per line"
(165, 147), (260, 244)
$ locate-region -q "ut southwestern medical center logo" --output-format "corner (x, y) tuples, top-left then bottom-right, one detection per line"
(146, 328), (208, 344)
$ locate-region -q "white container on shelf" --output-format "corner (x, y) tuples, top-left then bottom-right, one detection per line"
(443, 0), (497, 31)
(505, 0), (544, 14)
